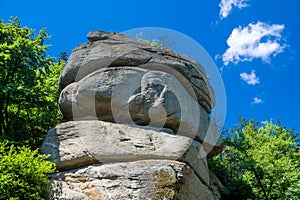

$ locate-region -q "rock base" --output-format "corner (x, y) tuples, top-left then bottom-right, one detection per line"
(50, 160), (218, 200)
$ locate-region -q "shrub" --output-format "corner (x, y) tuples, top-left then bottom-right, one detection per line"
(0, 141), (56, 200)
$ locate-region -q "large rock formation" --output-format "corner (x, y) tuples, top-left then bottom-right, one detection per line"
(42, 31), (223, 199)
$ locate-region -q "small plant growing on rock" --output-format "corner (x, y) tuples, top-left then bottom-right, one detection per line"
(136, 32), (162, 48)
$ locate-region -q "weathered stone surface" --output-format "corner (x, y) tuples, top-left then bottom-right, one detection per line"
(58, 32), (215, 113)
(41, 120), (192, 170)
(87, 30), (110, 42)
(50, 160), (215, 200)
(45, 30), (224, 199)
(59, 67), (207, 135)
(210, 171), (223, 200)
(181, 140), (210, 185)
(41, 120), (216, 186)
(202, 121), (224, 157)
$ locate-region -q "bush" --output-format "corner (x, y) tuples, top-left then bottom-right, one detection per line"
(0, 141), (56, 200)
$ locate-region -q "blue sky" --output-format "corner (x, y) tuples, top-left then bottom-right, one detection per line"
(0, 0), (299, 132)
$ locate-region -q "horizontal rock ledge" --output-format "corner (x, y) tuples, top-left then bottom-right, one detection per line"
(41, 120), (214, 180)
(41, 120), (191, 170)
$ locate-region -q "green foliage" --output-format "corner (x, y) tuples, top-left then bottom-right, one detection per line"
(0, 17), (63, 148)
(0, 141), (56, 200)
(209, 118), (300, 200)
(0, 17), (60, 199)
(136, 32), (162, 48)
(58, 50), (68, 63)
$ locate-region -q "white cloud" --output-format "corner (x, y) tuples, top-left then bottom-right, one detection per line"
(252, 97), (263, 104)
(240, 70), (260, 85)
(219, 0), (249, 19)
(222, 21), (285, 66)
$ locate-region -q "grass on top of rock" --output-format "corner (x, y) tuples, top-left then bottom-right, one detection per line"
(136, 32), (164, 48)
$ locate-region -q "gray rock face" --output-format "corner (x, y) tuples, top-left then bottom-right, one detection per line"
(50, 160), (216, 200)
(59, 32), (215, 113)
(41, 120), (192, 170)
(42, 30), (223, 199)
(87, 30), (110, 42)
(59, 67), (205, 135)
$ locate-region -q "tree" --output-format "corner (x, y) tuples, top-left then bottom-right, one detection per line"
(0, 17), (63, 148)
(58, 50), (68, 63)
(209, 118), (300, 200)
(0, 17), (61, 199)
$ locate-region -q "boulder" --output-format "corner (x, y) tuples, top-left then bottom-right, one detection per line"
(41, 120), (192, 170)
(50, 160), (215, 200)
(87, 30), (110, 42)
(59, 67), (206, 135)
(43, 30), (224, 199)
(58, 32), (215, 113)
